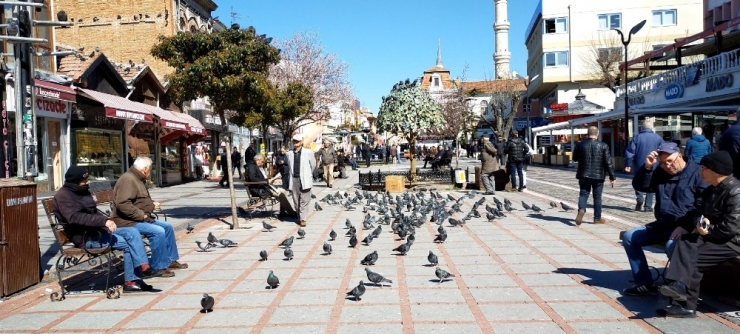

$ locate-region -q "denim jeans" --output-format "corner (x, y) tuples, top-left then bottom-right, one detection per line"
(622, 225), (675, 285)
(84, 227), (148, 282)
(508, 161), (524, 189)
(135, 220), (180, 271)
(635, 191), (654, 208)
(577, 178), (604, 220)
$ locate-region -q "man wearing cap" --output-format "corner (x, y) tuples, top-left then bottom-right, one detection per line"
(621, 142), (707, 297)
(53, 166), (163, 292)
(286, 134), (315, 227)
(658, 151), (740, 318)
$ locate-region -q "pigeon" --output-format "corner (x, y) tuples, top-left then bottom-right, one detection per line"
(504, 203), (514, 212)
(345, 219), (353, 229)
(434, 231), (447, 243)
(504, 198), (512, 206)
(284, 247), (293, 260)
(195, 241), (212, 252)
(531, 205), (544, 213)
(521, 201), (531, 211)
(279, 236), (294, 248)
(371, 226), (382, 238)
(392, 242), (410, 255)
(428, 250), (438, 265)
(200, 293), (214, 313)
(267, 270), (280, 289)
(362, 234), (374, 246)
(360, 250), (378, 266)
(259, 249), (268, 261)
(346, 280), (366, 301)
(486, 212), (496, 221)
(297, 228), (306, 239)
(349, 234), (358, 248)
(550, 201), (558, 209)
(218, 239), (238, 247)
(561, 202), (575, 212)
(329, 229), (337, 241)
(449, 218), (462, 227)
(365, 268), (393, 287)
(435, 266), (455, 283)
(311, 193), (316, 199)
(315, 202), (323, 211)
(437, 225), (445, 234)
(207, 232), (219, 245)
(323, 242), (332, 255)
(263, 221), (276, 232)
(186, 223), (194, 234)
(346, 226), (357, 236)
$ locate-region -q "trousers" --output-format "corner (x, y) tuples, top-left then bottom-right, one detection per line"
(481, 172), (496, 193)
(135, 220), (180, 271)
(291, 176), (312, 221)
(84, 227), (148, 282)
(621, 224), (676, 285)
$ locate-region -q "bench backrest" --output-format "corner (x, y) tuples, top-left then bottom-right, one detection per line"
(41, 198), (73, 247)
(92, 189), (115, 205)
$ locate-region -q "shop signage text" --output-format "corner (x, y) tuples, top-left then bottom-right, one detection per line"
(705, 74), (734, 92)
(205, 114), (222, 125)
(6, 195), (33, 207)
(36, 97), (70, 118)
(161, 120), (187, 130)
(549, 103), (568, 112)
(628, 96), (645, 105)
(664, 83), (684, 100)
(116, 110), (146, 121)
(1, 106), (9, 178)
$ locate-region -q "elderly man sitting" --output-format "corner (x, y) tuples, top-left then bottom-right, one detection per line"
(246, 154), (297, 218)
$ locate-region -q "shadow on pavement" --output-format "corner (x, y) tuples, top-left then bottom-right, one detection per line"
(526, 213), (575, 226)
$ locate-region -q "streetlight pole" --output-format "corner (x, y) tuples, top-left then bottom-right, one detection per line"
(613, 19), (646, 144)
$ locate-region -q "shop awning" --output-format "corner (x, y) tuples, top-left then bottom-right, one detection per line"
(532, 121), (571, 133)
(34, 79), (76, 102)
(176, 112), (208, 145)
(78, 88), (154, 122)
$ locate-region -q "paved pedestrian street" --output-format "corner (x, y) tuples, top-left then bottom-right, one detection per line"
(1, 163), (740, 333)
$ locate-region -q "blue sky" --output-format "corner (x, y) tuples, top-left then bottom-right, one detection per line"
(214, 0), (541, 114)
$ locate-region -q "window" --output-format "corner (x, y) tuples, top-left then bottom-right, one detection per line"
(543, 51), (568, 67)
(653, 9), (677, 26)
(597, 47), (622, 62)
(522, 98), (532, 113)
(433, 77), (440, 87)
(598, 13), (621, 30)
(544, 17), (567, 34)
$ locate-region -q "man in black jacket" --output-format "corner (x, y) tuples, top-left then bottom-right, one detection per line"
(658, 151), (740, 318)
(505, 131), (528, 191)
(246, 154), (296, 218)
(218, 149), (229, 187)
(573, 126), (616, 225)
(231, 147), (242, 180)
(244, 141), (257, 167)
(53, 166), (162, 292)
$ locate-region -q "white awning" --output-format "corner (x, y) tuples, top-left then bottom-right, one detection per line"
(631, 105), (740, 114)
(531, 121), (571, 133)
(535, 128), (588, 136)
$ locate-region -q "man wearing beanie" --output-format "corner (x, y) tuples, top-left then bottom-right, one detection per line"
(658, 151), (740, 318)
(53, 166), (163, 292)
(621, 142), (707, 297)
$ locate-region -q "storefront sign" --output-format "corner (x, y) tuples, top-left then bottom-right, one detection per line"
(160, 119), (188, 130)
(627, 95), (645, 105)
(664, 83), (684, 100)
(35, 97), (70, 118)
(205, 114), (222, 126)
(34, 80), (76, 102)
(705, 73), (734, 92)
(549, 103), (568, 112)
(1, 104), (9, 178)
(105, 107), (153, 122)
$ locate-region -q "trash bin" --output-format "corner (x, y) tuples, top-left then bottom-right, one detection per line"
(0, 179), (40, 297)
(546, 146), (558, 166)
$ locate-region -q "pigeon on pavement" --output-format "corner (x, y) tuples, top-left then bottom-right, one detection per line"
(259, 249), (268, 261)
(346, 280), (366, 301)
(329, 229), (337, 241)
(207, 232), (219, 245)
(218, 239), (238, 247)
(267, 270), (280, 289)
(195, 241), (212, 252)
(360, 250), (378, 266)
(434, 231), (448, 243)
(315, 202), (323, 211)
(561, 202), (575, 212)
(362, 234), (374, 246)
(392, 242), (411, 255)
(186, 223), (194, 234)
(297, 228), (306, 239)
(550, 201), (558, 209)
(435, 266), (455, 283)
(428, 250), (438, 265)
(279, 236), (294, 248)
(532, 205), (544, 213)
(283, 247), (293, 261)
(200, 293), (214, 313)
(521, 201), (531, 211)
(365, 268), (393, 287)
(323, 242), (332, 255)
(349, 234), (358, 248)
(262, 221), (276, 232)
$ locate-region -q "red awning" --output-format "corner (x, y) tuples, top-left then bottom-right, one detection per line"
(176, 112), (207, 145)
(78, 88), (154, 122)
(34, 79), (76, 102)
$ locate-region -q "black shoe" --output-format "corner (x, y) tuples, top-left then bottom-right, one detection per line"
(622, 284), (658, 296)
(141, 268), (165, 279)
(123, 281), (153, 292)
(657, 304), (697, 318)
(635, 199), (644, 211)
(659, 281), (688, 302)
(517, 188), (523, 192)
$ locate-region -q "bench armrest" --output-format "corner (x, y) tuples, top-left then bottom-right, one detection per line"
(244, 181), (268, 185)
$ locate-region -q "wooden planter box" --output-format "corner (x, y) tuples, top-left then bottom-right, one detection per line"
(385, 175), (405, 193)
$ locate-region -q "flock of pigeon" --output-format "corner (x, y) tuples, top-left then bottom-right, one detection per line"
(193, 188), (577, 312)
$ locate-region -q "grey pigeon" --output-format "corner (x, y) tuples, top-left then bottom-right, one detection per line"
(532, 204), (544, 213)
(360, 250), (378, 266)
(504, 203), (514, 212)
(435, 266), (455, 283)
(371, 226), (382, 238)
(434, 231), (447, 243)
(259, 249), (268, 261)
(392, 242), (410, 255)
(284, 247), (293, 260)
(345, 219), (353, 229)
(267, 270), (280, 289)
(486, 212), (496, 221)
(186, 223), (194, 234)
(207, 232), (219, 245)
(428, 250), (438, 265)
(561, 202), (574, 211)
(195, 241), (212, 252)
(297, 228), (306, 239)
(315, 202), (323, 211)
(365, 268), (393, 287)
(449, 218), (462, 227)
(346, 226), (357, 236)
(504, 198), (512, 206)
(521, 201), (531, 211)
(437, 225), (445, 234)
(362, 234), (374, 246)
(346, 280), (366, 301)
(262, 221), (276, 232)
(323, 242), (332, 255)
(200, 293), (214, 313)
(550, 201), (558, 209)
(218, 239), (238, 247)
(349, 234), (358, 248)
(329, 229), (337, 241)
(279, 236), (294, 248)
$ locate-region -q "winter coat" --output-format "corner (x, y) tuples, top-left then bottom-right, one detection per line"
(52, 183), (108, 246)
(480, 141), (499, 173)
(573, 138), (615, 181)
(719, 123), (740, 178)
(245, 161), (271, 198)
(219, 152), (229, 170)
(701, 176), (740, 252)
(625, 129), (664, 169)
(633, 158), (707, 231)
(684, 134), (712, 163)
(111, 168), (155, 227)
(244, 146), (256, 163)
(231, 151), (242, 168)
(504, 137), (527, 163)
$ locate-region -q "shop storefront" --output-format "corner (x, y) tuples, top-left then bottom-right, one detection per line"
(33, 80), (76, 192)
(190, 109), (227, 177)
(157, 112), (189, 186)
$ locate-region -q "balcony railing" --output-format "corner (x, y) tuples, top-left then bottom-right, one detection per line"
(616, 49), (740, 100)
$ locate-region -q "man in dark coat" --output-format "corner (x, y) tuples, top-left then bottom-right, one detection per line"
(573, 126), (616, 225)
(719, 120), (740, 178)
(625, 121), (664, 212)
(231, 146), (242, 180)
(480, 137), (499, 195)
(504, 131), (527, 191)
(362, 143), (371, 168)
(245, 154), (296, 218)
(244, 141), (257, 166)
(218, 149), (229, 187)
(274, 146), (290, 190)
(495, 135), (506, 166)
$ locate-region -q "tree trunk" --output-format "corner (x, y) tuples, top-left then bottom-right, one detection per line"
(408, 133), (417, 181)
(218, 110), (240, 230)
(455, 138), (460, 168)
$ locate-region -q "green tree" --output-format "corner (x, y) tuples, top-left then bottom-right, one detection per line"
(151, 25), (280, 229)
(376, 79), (443, 178)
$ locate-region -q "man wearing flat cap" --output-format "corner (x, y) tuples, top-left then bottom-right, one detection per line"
(658, 151), (740, 318)
(621, 142), (707, 297)
(286, 134), (315, 227)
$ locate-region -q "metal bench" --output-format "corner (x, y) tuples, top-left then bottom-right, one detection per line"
(243, 181), (278, 219)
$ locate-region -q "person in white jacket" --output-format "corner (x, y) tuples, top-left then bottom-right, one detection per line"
(286, 134), (316, 227)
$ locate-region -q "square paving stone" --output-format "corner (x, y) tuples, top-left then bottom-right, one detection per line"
(479, 303), (550, 321)
(0, 312), (66, 330)
(464, 274), (518, 288)
(410, 303), (475, 322)
(413, 323), (483, 334)
(247, 268), (297, 281)
(537, 247), (583, 255)
(569, 321), (649, 333)
(498, 254), (549, 264)
(548, 254), (601, 264)
(548, 301), (625, 320)
(407, 288), (466, 303)
(448, 256), (497, 265)
(300, 266), (348, 279)
(469, 287), (532, 303)
(280, 289), (339, 306)
(53, 311), (133, 330)
(531, 286), (601, 302)
(454, 264), (505, 275)
(178, 280), (233, 294)
(260, 324), (327, 334)
(339, 305), (403, 323)
(187, 328), (251, 334)
(118, 330), (178, 334)
(125, 310), (194, 328)
(337, 324), (404, 334)
(194, 308), (263, 327)
(210, 261), (249, 270)
(506, 263), (559, 274)
(25, 296), (98, 312)
(88, 294), (161, 310)
(192, 269), (244, 281)
(516, 273), (578, 286)
(290, 277), (343, 290)
(219, 291), (277, 307)
(345, 287), (400, 304)
(490, 247), (535, 255)
(268, 305), (332, 324)
(153, 293), (207, 309)
(491, 321), (565, 333)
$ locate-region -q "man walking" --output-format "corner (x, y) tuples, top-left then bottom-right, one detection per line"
(504, 131), (527, 192)
(573, 126), (616, 225)
(287, 134), (315, 227)
(231, 146), (242, 180)
(480, 137), (499, 195)
(684, 127), (712, 163)
(316, 139), (338, 188)
(625, 121), (664, 212)
(496, 135), (506, 166)
(218, 149), (229, 188)
(362, 143), (371, 168)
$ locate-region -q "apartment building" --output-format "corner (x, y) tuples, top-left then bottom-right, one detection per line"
(525, 0), (703, 123)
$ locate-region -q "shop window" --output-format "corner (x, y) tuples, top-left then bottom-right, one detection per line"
(72, 128), (124, 180)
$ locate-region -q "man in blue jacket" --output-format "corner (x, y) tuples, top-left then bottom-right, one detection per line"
(624, 121), (664, 212)
(621, 142), (707, 296)
(719, 119), (740, 178)
(684, 127), (712, 163)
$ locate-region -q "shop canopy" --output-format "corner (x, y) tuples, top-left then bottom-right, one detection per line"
(78, 88), (154, 123)
(34, 79), (76, 102)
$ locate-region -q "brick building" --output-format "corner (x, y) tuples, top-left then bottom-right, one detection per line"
(54, 0), (218, 80)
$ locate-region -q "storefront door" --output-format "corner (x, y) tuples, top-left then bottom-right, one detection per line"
(47, 119), (63, 190)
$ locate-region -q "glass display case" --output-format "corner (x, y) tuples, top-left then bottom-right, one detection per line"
(161, 143), (182, 185)
(71, 128), (123, 180)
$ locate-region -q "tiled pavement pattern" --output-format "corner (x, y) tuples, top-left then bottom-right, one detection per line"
(1, 161), (739, 333)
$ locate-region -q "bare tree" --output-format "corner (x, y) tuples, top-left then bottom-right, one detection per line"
(470, 76), (526, 138)
(436, 66), (477, 167)
(269, 31), (353, 138)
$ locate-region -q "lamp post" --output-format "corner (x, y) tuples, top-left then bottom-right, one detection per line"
(613, 19), (646, 144)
